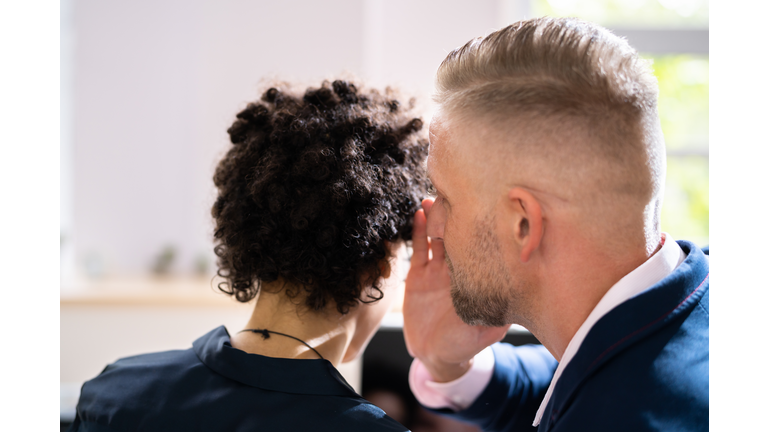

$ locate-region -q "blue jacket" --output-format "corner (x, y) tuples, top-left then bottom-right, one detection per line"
(444, 240), (709, 431)
(69, 326), (407, 432)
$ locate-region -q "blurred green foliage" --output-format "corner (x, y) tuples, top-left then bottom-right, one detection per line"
(652, 55), (709, 151)
(661, 156), (709, 246)
(650, 55), (709, 246)
(531, 0), (709, 28)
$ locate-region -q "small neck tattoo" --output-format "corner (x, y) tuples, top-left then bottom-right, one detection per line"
(238, 328), (324, 360)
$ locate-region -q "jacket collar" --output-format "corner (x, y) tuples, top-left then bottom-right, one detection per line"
(540, 240), (709, 429)
(192, 326), (359, 397)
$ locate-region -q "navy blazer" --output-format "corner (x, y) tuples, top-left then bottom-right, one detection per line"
(442, 240), (709, 431)
(69, 326), (407, 432)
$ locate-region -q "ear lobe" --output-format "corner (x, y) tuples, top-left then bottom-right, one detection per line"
(508, 188), (543, 263)
(379, 258), (392, 279)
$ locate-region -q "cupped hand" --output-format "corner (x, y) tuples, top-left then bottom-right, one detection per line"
(402, 198), (510, 382)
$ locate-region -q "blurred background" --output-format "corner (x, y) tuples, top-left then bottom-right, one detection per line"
(60, 0), (708, 430)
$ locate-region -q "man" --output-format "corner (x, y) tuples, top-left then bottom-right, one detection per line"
(402, 17), (708, 431)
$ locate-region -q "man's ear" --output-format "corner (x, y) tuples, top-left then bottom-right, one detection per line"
(507, 187), (543, 263)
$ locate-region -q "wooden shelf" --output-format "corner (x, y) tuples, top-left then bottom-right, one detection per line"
(60, 276), (249, 307)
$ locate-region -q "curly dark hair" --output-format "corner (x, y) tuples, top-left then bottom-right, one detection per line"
(212, 80), (429, 314)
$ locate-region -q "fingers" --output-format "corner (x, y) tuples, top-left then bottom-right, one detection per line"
(431, 238), (446, 262)
(422, 198), (434, 217)
(410, 209), (429, 266)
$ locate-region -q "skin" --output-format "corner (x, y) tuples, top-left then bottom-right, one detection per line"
(403, 111), (661, 382)
(231, 242), (409, 366)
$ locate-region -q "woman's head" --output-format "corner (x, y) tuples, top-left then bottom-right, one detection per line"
(212, 80), (428, 315)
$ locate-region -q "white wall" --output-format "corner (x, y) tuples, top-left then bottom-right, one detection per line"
(61, 303), (253, 382)
(64, 0), (521, 278)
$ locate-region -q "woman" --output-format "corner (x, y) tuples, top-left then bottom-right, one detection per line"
(70, 80), (428, 431)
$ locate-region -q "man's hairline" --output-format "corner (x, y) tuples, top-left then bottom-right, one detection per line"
(434, 101), (664, 220)
(429, 107), (573, 222)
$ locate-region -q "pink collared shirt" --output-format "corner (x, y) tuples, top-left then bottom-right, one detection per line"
(408, 233), (687, 426)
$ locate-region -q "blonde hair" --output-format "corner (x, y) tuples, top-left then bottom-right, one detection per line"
(435, 17), (658, 120)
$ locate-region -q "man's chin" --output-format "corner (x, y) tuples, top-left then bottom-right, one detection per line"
(458, 312), (508, 328)
(450, 286), (509, 327)
(456, 310), (497, 327)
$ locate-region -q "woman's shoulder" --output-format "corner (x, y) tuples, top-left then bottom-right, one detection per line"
(77, 346), (211, 404)
(74, 345), (411, 431)
(75, 364), (410, 432)
(72, 346), (209, 429)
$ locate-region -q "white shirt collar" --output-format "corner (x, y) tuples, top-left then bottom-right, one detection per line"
(532, 233), (686, 426)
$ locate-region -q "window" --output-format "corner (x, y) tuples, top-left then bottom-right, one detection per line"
(653, 54), (709, 246)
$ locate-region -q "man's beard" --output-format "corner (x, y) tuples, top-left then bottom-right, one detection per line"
(445, 215), (524, 327)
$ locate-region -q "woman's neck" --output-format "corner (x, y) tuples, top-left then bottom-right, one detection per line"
(229, 285), (356, 366)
